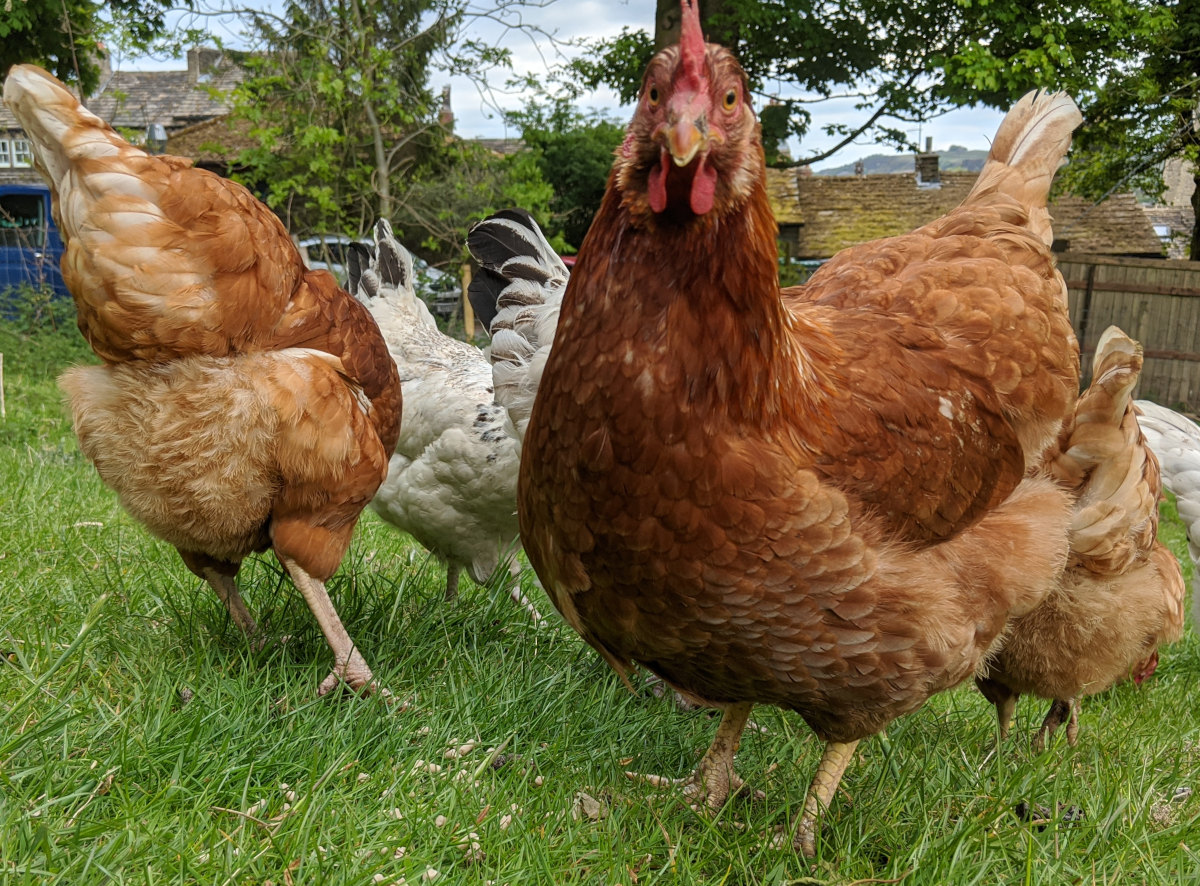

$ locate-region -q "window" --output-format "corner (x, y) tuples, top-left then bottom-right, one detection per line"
(0, 139), (10, 167)
(12, 139), (32, 168)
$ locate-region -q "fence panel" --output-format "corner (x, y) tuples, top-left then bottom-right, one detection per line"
(1058, 253), (1200, 414)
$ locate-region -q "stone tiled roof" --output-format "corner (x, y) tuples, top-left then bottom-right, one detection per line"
(473, 137), (524, 156)
(1051, 193), (1164, 256)
(765, 168), (1165, 259)
(0, 49), (243, 137)
(87, 50), (243, 134)
(166, 115), (258, 165)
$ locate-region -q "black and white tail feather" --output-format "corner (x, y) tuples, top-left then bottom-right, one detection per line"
(467, 210), (568, 450)
(1134, 399), (1200, 626)
(349, 219), (437, 331)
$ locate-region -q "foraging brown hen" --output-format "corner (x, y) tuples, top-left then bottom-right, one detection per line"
(976, 328), (1186, 749)
(3, 64), (401, 696)
(517, 0), (1082, 855)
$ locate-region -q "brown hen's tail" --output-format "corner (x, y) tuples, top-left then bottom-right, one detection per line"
(1, 65), (132, 202)
(965, 90), (1082, 246)
(1049, 326), (1160, 575)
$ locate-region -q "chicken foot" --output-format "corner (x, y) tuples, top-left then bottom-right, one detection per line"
(179, 550), (265, 644)
(277, 554), (383, 697)
(626, 702), (760, 810)
(793, 739), (859, 858)
(445, 562), (461, 603)
(1034, 697), (1079, 751)
(504, 563), (544, 624)
(976, 676), (1019, 740)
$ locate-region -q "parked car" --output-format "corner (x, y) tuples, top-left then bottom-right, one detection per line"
(295, 233), (463, 318)
(0, 183), (69, 301)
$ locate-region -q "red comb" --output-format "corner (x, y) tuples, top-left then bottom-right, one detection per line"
(679, 0), (707, 90)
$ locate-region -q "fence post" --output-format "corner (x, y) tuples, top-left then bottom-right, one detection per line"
(461, 263), (474, 341)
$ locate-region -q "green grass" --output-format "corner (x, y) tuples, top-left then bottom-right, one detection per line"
(2, 312), (1199, 885)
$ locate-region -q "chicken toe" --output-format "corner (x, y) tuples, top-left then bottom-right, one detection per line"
(1034, 698), (1079, 751)
(278, 554), (384, 697)
(627, 702), (757, 811)
(317, 646), (382, 697)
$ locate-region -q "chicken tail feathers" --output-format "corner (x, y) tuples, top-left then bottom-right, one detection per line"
(1053, 326), (1160, 575)
(2, 64), (125, 197)
(467, 210), (567, 329)
(966, 90), (1083, 246)
(467, 210), (568, 445)
(350, 219), (436, 330)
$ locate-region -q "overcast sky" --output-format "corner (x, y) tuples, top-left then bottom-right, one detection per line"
(122, 0), (1007, 171)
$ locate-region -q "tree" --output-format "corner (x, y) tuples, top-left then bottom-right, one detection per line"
(505, 94), (624, 250)
(1053, 1), (1200, 258)
(0, 0), (189, 94)
(572, 0), (1163, 168)
(228, 0), (552, 264)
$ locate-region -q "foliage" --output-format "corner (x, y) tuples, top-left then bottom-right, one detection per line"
(227, 0), (548, 266)
(571, 0), (1168, 168)
(0, 0), (191, 94)
(399, 139), (558, 263)
(1053, 0), (1200, 258)
(504, 92), (624, 251)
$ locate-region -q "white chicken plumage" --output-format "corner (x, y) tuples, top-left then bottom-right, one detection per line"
(1134, 399), (1200, 624)
(349, 219), (540, 619)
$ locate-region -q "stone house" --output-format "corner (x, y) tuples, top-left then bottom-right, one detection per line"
(0, 48), (243, 185)
(766, 155), (1165, 261)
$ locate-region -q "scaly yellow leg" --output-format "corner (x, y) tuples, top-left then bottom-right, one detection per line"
(795, 739), (859, 857)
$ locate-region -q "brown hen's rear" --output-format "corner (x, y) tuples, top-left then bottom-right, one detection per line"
(518, 0), (1082, 856)
(3, 65), (401, 696)
(977, 327), (1186, 748)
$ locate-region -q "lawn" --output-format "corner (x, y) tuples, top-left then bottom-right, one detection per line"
(1, 309), (1198, 885)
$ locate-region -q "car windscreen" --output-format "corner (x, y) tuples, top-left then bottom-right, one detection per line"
(0, 193), (46, 249)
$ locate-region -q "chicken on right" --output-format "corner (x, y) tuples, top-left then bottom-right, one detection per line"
(976, 328), (1186, 750)
(510, 0), (1086, 858)
(1132, 397), (1200, 626)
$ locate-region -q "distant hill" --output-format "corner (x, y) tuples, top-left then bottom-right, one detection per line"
(815, 145), (988, 176)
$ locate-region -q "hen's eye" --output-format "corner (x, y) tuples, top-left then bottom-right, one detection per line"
(648, 86), (661, 106)
(722, 89), (738, 111)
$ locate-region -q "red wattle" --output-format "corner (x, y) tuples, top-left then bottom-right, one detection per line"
(648, 150), (669, 213)
(690, 157), (716, 215)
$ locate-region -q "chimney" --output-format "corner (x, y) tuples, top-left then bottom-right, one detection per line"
(439, 86), (454, 130)
(915, 137), (940, 187)
(188, 48), (223, 84)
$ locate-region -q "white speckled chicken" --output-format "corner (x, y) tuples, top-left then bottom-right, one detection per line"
(1132, 398), (1200, 624)
(348, 219), (540, 619)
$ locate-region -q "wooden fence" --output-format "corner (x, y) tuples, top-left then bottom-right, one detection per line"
(1058, 252), (1200, 414)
